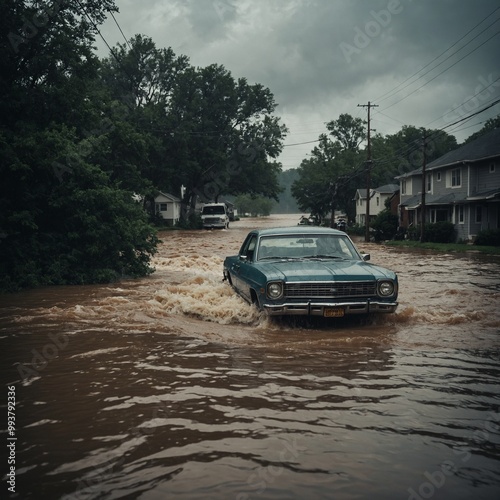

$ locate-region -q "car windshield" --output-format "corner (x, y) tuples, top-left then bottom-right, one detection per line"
(257, 234), (361, 261)
(202, 206), (225, 215)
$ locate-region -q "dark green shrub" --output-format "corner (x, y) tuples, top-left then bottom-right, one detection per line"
(474, 229), (500, 246)
(347, 223), (366, 236)
(370, 209), (398, 242)
(423, 222), (456, 243)
(176, 212), (202, 229)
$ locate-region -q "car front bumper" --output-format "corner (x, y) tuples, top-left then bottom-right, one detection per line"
(262, 300), (398, 316)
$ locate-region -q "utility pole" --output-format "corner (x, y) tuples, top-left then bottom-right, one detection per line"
(358, 101), (378, 242)
(420, 134), (427, 243)
(329, 181), (337, 228)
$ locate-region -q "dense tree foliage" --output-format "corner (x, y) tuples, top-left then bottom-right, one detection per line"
(291, 114), (366, 224)
(291, 115), (458, 224)
(234, 194), (274, 217)
(464, 116), (500, 144)
(0, 1), (287, 291)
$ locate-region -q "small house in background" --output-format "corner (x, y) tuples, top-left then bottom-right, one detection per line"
(154, 192), (181, 226)
(354, 184), (399, 226)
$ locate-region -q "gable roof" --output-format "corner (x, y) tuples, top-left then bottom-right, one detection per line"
(396, 127), (500, 178)
(427, 127), (500, 169)
(375, 183), (400, 193)
(355, 184), (399, 199)
(155, 192), (181, 203)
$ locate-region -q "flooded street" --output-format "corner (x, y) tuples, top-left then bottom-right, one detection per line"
(1, 214), (500, 500)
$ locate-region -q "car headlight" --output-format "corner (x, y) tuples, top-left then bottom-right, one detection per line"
(378, 280), (395, 297)
(267, 282), (283, 299)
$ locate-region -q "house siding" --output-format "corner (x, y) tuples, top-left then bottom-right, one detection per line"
(354, 185), (398, 225)
(155, 193), (181, 226)
(473, 161), (500, 194)
(397, 128), (500, 242)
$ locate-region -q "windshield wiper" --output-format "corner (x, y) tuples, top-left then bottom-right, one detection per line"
(259, 256), (301, 261)
(301, 254), (345, 260)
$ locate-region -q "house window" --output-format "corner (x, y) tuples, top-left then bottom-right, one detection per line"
(451, 168), (461, 187)
(401, 179), (407, 195)
(476, 206), (482, 223)
(437, 172), (441, 181)
(160, 203), (168, 211)
(430, 209), (448, 223)
(426, 174), (432, 192)
(458, 205), (464, 224)
(490, 163), (496, 173)
(376, 196), (380, 206)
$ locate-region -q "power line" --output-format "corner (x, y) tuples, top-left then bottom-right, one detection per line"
(109, 10), (133, 52)
(381, 29), (500, 112)
(283, 139), (320, 147)
(375, 6), (500, 105)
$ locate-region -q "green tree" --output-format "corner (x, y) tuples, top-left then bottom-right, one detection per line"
(234, 194), (274, 216)
(99, 37), (287, 217)
(292, 114), (365, 224)
(375, 125), (457, 183)
(169, 70), (287, 214)
(0, 0), (158, 291)
(464, 115), (500, 144)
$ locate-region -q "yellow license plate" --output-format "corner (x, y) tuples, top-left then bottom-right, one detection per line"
(324, 307), (345, 318)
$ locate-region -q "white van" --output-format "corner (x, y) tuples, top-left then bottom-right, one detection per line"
(201, 203), (229, 229)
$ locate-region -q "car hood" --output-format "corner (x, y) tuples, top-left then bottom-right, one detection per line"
(257, 259), (396, 282)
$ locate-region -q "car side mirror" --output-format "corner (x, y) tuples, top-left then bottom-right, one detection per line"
(239, 255), (248, 262)
(362, 253), (370, 261)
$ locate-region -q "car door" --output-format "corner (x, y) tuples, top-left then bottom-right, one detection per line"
(230, 234), (258, 302)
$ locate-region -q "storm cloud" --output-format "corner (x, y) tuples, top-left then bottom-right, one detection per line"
(98, 0), (500, 168)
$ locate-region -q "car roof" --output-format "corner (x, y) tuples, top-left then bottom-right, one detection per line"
(253, 226), (346, 237)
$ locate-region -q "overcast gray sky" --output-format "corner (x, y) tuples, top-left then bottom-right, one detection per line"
(97, 0), (500, 170)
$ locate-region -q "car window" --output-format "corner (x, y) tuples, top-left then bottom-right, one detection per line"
(257, 234), (360, 260)
(202, 206), (226, 215)
(240, 234), (257, 261)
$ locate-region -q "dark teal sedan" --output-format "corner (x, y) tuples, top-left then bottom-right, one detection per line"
(223, 227), (398, 317)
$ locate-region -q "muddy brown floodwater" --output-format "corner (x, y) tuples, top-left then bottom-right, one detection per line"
(1, 214), (500, 500)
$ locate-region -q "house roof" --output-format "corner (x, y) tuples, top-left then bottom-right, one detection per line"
(356, 184), (399, 199)
(155, 192), (181, 202)
(397, 127), (500, 178)
(466, 188), (500, 201)
(427, 127), (500, 169)
(375, 183), (400, 193)
(400, 192), (468, 208)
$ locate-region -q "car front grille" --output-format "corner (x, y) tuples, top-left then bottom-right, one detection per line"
(284, 281), (376, 298)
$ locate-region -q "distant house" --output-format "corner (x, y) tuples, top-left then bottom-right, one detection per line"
(397, 127), (500, 241)
(154, 192), (181, 226)
(354, 184), (399, 225)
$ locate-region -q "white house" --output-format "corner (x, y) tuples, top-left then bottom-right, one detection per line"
(354, 184), (399, 225)
(154, 192), (181, 226)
